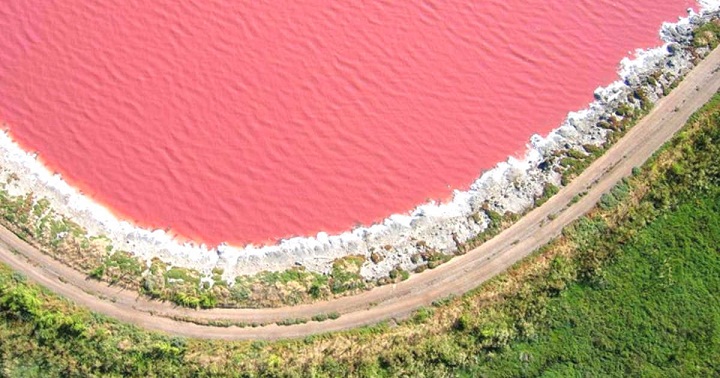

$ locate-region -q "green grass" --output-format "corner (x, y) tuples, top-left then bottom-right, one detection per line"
(694, 20), (720, 49)
(462, 192), (720, 377)
(164, 267), (197, 283)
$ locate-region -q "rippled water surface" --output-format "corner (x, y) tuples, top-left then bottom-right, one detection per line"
(0, 1), (695, 245)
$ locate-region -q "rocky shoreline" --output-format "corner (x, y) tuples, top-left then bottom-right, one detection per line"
(0, 5), (718, 288)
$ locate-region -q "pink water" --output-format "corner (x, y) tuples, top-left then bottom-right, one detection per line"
(0, 1), (695, 246)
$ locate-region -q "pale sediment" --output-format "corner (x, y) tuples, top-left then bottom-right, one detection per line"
(0, 6), (718, 285)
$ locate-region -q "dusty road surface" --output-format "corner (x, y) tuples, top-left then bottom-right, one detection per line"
(2, 47), (720, 340)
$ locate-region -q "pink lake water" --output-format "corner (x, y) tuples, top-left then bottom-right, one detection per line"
(0, 1), (696, 246)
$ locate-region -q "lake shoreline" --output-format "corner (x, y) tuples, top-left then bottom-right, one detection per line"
(0, 6), (717, 287)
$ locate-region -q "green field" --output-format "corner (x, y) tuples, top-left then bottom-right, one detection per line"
(462, 191), (720, 377)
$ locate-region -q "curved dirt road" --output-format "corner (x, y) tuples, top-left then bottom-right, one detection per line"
(2, 48), (720, 340)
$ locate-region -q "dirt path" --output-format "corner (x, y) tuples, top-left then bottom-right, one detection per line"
(2, 48), (720, 340)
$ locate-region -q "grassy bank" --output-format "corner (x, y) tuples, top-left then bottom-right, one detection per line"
(1, 84), (720, 376)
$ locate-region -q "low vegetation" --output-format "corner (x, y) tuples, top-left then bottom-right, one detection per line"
(693, 18), (720, 49)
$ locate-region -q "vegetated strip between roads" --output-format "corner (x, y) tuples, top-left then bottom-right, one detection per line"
(2, 48), (720, 341)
